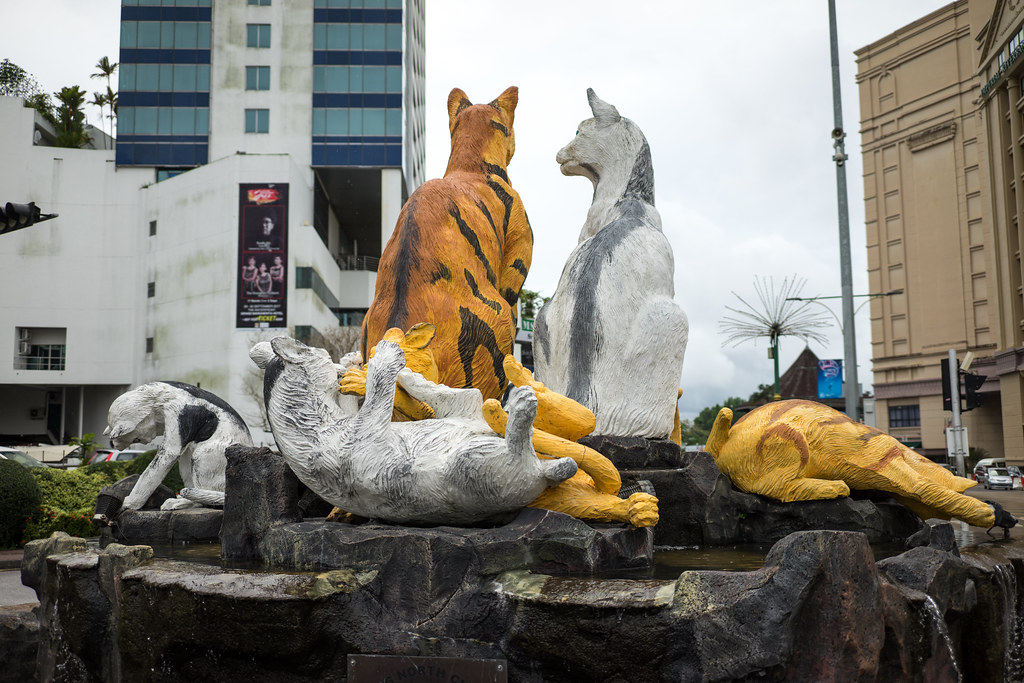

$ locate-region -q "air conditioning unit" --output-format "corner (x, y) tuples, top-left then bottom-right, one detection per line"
(18, 328), (30, 341)
(18, 340), (31, 355)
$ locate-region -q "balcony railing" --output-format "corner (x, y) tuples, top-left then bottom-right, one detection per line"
(337, 254), (379, 272)
(14, 344), (66, 371)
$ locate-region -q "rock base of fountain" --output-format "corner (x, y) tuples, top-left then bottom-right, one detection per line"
(112, 507), (224, 545)
(15, 524), (1024, 681)
(617, 450), (923, 546)
(221, 445), (653, 574)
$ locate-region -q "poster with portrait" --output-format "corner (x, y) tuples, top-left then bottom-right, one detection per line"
(237, 183), (288, 328)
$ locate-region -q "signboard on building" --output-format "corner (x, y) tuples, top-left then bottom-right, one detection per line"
(817, 359), (843, 399)
(237, 183), (288, 328)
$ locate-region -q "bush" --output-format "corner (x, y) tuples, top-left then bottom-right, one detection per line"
(19, 451), (186, 545)
(23, 467), (109, 544)
(0, 460), (43, 549)
(125, 450), (184, 494)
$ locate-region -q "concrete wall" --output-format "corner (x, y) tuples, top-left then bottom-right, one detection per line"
(207, 0), (313, 166)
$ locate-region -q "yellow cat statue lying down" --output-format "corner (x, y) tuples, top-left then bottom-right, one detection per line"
(706, 399), (1016, 531)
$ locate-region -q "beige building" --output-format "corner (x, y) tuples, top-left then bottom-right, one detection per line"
(855, 0), (1016, 463)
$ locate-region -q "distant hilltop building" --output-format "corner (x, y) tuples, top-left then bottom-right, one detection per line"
(0, 0), (425, 444)
(856, 0), (1024, 465)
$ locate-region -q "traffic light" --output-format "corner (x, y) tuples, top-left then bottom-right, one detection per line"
(963, 372), (986, 412)
(0, 201), (57, 236)
(940, 359), (987, 412)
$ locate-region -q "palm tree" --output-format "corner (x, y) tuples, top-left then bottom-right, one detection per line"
(91, 56), (117, 141)
(105, 85), (118, 140)
(88, 91), (107, 148)
(53, 86), (90, 148)
(719, 275), (832, 401)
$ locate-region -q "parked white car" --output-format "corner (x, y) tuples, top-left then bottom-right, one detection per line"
(0, 446), (45, 468)
(984, 467), (1014, 491)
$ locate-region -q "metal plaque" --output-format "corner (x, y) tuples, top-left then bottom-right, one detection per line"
(348, 654), (507, 683)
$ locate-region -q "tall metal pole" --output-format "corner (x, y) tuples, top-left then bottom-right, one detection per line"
(948, 349), (966, 477)
(828, 0), (860, 418)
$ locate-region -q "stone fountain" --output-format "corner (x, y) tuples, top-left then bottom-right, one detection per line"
(6, 87), (1024, 681)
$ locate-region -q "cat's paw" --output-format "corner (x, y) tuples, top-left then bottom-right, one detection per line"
(625, 493), (659, 527)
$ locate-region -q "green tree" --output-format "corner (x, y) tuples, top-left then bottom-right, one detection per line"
(89, 58), (117, 143)
(68, 432), (99, 459)
(53, 85), (90, 148)
(89, 90), (108, 147)
(0, 58), (54, 121)
(518, 288), (549, 319)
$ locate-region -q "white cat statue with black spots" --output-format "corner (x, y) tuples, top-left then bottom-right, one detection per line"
(104, 381), (254, 511)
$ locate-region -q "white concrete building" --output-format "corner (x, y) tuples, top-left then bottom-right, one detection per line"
(0, 0), (425, 445)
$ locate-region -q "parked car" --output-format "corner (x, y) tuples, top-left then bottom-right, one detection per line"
(984, 467), (1014, 490)
(85, 448), (120, 465)
(1009, 466), (1023, 490)
(973, 464), (987, 481)
(112, 449), (148, 462)
(0, 446), (46, 468)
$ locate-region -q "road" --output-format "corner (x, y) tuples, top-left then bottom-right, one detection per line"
(0, 569), (36, 607)
(962, 485), (1024, 545)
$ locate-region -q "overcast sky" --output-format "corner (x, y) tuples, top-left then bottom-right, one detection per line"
(4, 1), (948, 419)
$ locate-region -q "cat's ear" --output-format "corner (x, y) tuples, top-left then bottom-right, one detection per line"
(587, 88), (620, 123)
(448, 88), (472, 130)
(489, 86), (518, 126)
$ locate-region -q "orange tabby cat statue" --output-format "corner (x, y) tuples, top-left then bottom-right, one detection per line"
(706, 399), (1016, 530)
(361, 86), (532, 401)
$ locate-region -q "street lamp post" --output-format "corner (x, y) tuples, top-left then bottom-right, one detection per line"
(828, 0), (859, 419)
(786, 289), (903, 415)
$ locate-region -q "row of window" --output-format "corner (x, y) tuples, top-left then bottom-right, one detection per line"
(313, 23), (402, 51)
(118, 107), (209, 135)
(314, 65), (402, 93)
(118, 59), (400, 96)
(315, 0), (402, 7)
(120, 19), (401, 53)
(117, 105), (402, 136)
(120, 21), (212, 49)
(123, 0), (211, 6)
(312, 107), (401, 136)
(119, 64), (211, 93)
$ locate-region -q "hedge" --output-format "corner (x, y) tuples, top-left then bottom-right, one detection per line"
(20, 449), (186, 545)
(0, 460), (43, 549)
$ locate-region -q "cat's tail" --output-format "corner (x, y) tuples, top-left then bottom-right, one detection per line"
(705, 408), (733, 457)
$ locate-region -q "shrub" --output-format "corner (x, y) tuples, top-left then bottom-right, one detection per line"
(24, 467), (107, 544)
(20, 451), (186, 545)
(125, 450), (183, 494)
(0, 460), (43, 549)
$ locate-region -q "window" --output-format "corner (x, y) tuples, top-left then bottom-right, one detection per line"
(888, 404), (920, 428)
(245, 108), (269, 133)
(146, 337), (154, 354)
(246, 66), (270, 91)
(13, 327), (67, 371)
(247, 24), (271, 48)
(147, 281), (155, 298)
(149, 220), (157, 236)
(248, 0), (271, 5)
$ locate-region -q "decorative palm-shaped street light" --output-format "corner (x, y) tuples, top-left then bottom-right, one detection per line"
(720, 275), (833, 401)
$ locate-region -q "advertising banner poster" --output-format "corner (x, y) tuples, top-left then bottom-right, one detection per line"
(817, 359), (843, 399)
(237, 183), (288, 328)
